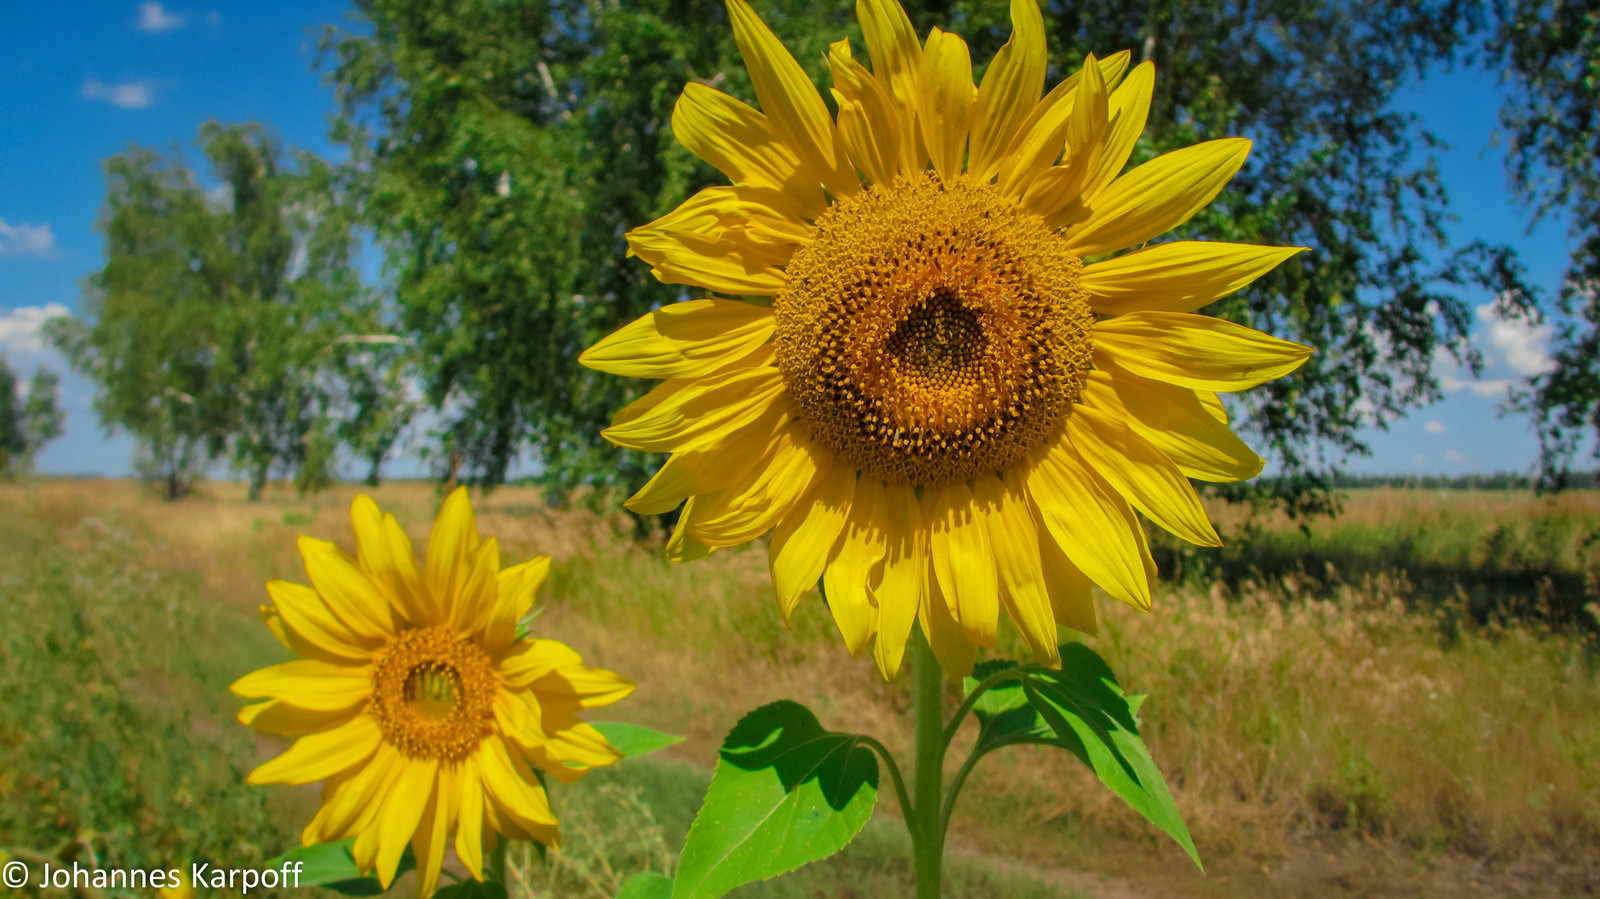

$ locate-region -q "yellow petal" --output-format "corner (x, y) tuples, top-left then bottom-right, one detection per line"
(603, 356), (783, 453)
(1084, 241), (1308, 316)
(376, 759), (436, 888)
(350, 496), (431, 627)
(690, 424), (826, 546)
(410, 764), (455, 899)
(822, 474), (887, 656)
(623, 399), (789, 515)
(918, 574), (976, 678)
(531, 662), (637, 710)
(1060, 138), (1252, 253)
(448, 535), (501, 635)
(919, 27), (974, 182)
(540, 721), (624, 769)
(579, 298), (775, 379)
(967, 0), (1047, 182)
(1034, 516), (1098, 636)
(303, 744), (404, 845)
(1200, 390), (1228, 423)
(493, 688), (546, 754)
(998, 51), (1131, 196)
(671, 82), (826, 216)
(928, 480), (997, 648)
(237, 699), (360, 737)
(828, 41), (904, 185)
(1084, 369), (1262, 482)
(1094, 311), (1314, 391)
(479, 738), (560, 842)
(726, 0), (858, 199)
(498, 638), (584, 690)
(230, 658), (372, 711)
(1077, 60), (1155, 199)
(297, 536), (397, 641)
(264, 580), (381, 664)
(1066, 404), (1221, 547)
(769, 461), (853, 621)
(666, 498), (716, 562)
(856, 0), (923, 143)
(872, 485), (925, 679)
(625, 228), (789, 296)
(483, 556), (550, 655)
(455, 759), (486, 881)
(1027, 441), (1153, 610)
(972, 473), (1059, 667)
(247, 713), (381, 785)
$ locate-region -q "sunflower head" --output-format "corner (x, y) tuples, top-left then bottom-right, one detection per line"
(232, 488), (635, 897)
(583, 0), (1311, 681)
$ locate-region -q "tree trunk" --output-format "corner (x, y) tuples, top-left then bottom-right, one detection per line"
(247, 457), (271, 502)
(166, 469), (180, 501)
(365, 450), (383, 487)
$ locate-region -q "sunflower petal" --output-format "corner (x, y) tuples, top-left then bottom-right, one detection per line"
(690, 425), (826, 546)
(1078, 60), (1155, 199)
(410, 764), (455, 899)
(770, 461), (854, 621)
(455, 759), (486, 881)
(483, 556), (550, 654)
(998, 51), (1131, 196)
(247, 713), (382, 785)
(1061, 138), (1252, 253)
(919, 28), (974, 182)
(1084, 241), (1307, 315)
(265, 579), (382, 663)
(872, 486), (925, 679)
(425, 487), (479, 615)
(602, 356), (783, 453)
(623, 399), (789, 515)
(972, 473), (1059, 667)
(532, 663), (637, 710)
(967, 0), (1047, 182)
(828, 41), (904, 185)
(823, 474), (887, 656)
(726, 0), (858, 198)
(498, 639), (584, 690)
(856, 0), (922, 129)
(1095, 311), (1314, 391)
(304, 744), (404, 845)
(1085, 369), (1262, 481)
(350, 496), (430, 627)
(1067, 404), (1222, 547)
(672, 82), (827, 215)
(578, 299), (775, 380)
(376, 759), (436, 888)
(237, 699), (360, 737)
(1027, 441), (1153, 611)
(1034, 515), (1098, 636)
(230, 658), (372, 710)
(298, 536), (396, 641)
(479, 738), (560, 843)
(918, 574), (976, 677)
(929, 480), (997, 647)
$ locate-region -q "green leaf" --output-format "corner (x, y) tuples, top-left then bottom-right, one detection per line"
(432, 880), (509, 899)
(591, 721), (686, 759)
(264, 839), (413, 895)
(617, 872), (674, 899)
(1021, 644), (1200, 868)
(671, 700), (879, 899)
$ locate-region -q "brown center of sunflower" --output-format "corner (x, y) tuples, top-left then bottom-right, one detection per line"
(370, 626), (497, 761)
(774, 173), (1094, 487)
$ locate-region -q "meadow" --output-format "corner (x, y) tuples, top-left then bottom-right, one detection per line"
(2, 479), (1597, 898)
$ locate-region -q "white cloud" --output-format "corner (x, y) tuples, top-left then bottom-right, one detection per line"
(1413, 453), (1427, 466)
(82, 78), (155, 109)
(0, 303), (70, 352)
(1477, 302), (1554, 376)
(1445, 449), (1467, 463)
(0, 219), (58, 258)
(1433, 346), (1514, 398)
(137, 1), (185, 32)
(1424, 420), (1446, 434)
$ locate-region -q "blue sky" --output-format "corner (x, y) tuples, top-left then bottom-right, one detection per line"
(0, 1), (1576, 478)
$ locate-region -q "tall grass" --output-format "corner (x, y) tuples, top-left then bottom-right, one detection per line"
(5, 480), (1598, 897)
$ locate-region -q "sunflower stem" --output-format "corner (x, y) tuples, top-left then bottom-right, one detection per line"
(909, 628), (945, 898)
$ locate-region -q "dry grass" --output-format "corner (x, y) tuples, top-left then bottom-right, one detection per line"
(6, 478), (1599, 897)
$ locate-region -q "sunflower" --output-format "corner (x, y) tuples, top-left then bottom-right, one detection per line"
(232, 489), (634, 897)
(580, 0), (1312, 679)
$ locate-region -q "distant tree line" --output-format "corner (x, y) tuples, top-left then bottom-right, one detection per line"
(36, 0), (1600, 509)
(1321, 471), (1600, 491)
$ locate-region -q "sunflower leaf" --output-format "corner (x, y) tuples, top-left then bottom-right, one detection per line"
(1020, 643), (1200, 869)
(670, 700), (878, 899)
(264, 839), (414, 894)
(430, 880), (508, 899)
(590, 721), (686, 759)
(616, 872), (675, 899)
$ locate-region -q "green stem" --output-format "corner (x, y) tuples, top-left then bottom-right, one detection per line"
(941, 666), (1024, 746)
(857, 733), (914, 824)
(909, 628), (945, 899)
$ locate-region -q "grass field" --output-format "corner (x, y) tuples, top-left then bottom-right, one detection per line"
(3, 479), (1598, 898)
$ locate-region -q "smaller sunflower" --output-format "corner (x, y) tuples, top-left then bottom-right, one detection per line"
(233, 488), (634, 897)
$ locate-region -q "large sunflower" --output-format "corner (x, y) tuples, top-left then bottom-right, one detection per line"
(232, 489), (633, 897)
(580, 0), (1311, 679)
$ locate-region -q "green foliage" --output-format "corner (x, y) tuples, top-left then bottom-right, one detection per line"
(264, 839), (412, 895)
(590, 722), (686, 760)
(0, 356), (24, 476)
(960, 646), (1198, 868)
(19, 368), (65, 474)
(672, 700), (879, 898)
